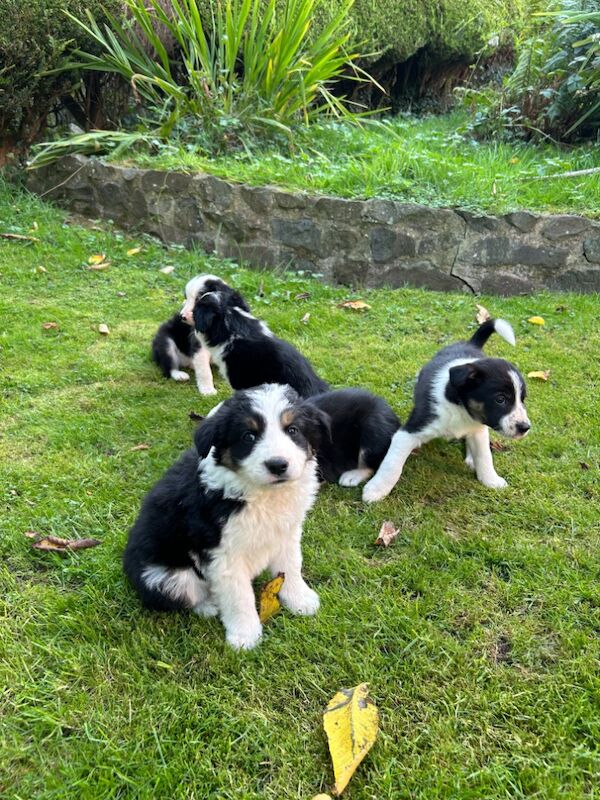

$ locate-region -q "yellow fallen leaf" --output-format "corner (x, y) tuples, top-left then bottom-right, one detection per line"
(258, 572), (285, 623)
(338, 300), (371, 311)
(312, 795), (333, 800)
(510, 157), (519, 164)
(98, 323), (110, 335)
(159, 265), (175, 274)
(86, 261), (110, 271)
(475, 304), (491, 324)
(301, 312), (310, 325)
(127, 246), (142, 256)
(323, 683), (379, 796)
(88, 253), (106, 264)
(35, 265), (47, 273)
(528, 370), (550, 381)
(130, 443), (150, 451)
(375, 520), (399, 547)
(528, 316), (545, 326)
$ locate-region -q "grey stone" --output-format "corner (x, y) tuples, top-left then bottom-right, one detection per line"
(272, 190), (308, 209)
(583, 237), (600, 264)
(542, 215), (590, 240)
(458, 210), (504, 233)
(370, 227), (417, 262)
(272, 218), (321, 253)
(504, 211), (538, 233)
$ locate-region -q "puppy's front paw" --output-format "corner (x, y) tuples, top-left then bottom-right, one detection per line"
(479, 474), (508, 489)
(226, 621), (263, 651)
(464, 453), (475, 471)
(281, 585), (320, 616)
(362, 479), (390, 503)
(339, 469), (371, 487)
(193, 599), (219, 618)
(170, 370), (190, 382)
(198, 385), (218, 396)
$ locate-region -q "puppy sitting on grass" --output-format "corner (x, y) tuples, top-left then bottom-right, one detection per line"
(123, 383), (329, 650)
(363, 319), (531, 503)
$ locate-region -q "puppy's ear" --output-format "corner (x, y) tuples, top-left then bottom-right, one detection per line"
(194, 416), (221, 459)
(231, 290), (251, 313)
(449, 363), (482, 390)
(193, 292), (221, 333)
(298, 403), (332, 451)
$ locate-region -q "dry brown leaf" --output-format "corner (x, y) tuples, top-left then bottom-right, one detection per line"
(86, 261), (110, 271)
(127, 246), (142, 256)
(159, 265), (175, 274)
(476, 304), (491, 324)
(301, 312), (310, 325)
(0, 232), (40, 243)
(130, 443), (150, 451)
(527, 370), (550, 381)
(42, 321), (58, 330)
(98, 323), (110, 335)
(338, 300), (371, 311)
(294, 291), (311, 301)
(490, 440), (509, 452)
(527, 316), (545, 326)
(258, 572), (285, 623)
(31, 535), (101, 552)
(323, 683), (379, 796)
(375, 520), (399, 547)
(580, 462), (590, 471)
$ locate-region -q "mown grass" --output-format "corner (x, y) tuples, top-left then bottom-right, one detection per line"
(1, 178), (599, 800)
(124, 112), (600, 217)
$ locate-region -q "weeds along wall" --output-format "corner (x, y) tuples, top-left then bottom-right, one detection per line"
(0, 0), (527, 162)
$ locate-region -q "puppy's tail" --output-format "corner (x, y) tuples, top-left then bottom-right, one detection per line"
(469, 318), (516, 349)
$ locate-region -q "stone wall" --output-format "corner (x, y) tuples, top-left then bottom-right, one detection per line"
(28, 155), (600, 294)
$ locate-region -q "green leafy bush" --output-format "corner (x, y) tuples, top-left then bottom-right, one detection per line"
(460, 0), (600, 141)
(0, 0), (123, 162)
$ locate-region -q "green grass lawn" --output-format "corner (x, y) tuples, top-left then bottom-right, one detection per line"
(123, 112), (600, 217)
(1, 178), (599, 799)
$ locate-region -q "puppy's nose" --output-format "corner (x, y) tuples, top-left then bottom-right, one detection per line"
(264, 457), (289, 477)
(516, 421), (531, 434)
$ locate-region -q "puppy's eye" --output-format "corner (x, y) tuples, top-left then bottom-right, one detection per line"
(495, 394), (507, 405)
(286, 425), (299, 437)
(242, 431), (256, 443)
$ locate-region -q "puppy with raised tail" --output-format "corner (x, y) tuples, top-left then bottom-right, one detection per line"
(362, 319), (531, 503)
(123, 383), (329, 650)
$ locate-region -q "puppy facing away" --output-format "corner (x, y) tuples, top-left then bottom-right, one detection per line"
(123, 383), (329, 650)
(308, 389), (401, 486)
(362, 319), (531, 502)
(192, 291), (330, 398)
(152, 274), (251, 394)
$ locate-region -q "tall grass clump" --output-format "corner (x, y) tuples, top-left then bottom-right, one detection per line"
(30, 0), (375, 167)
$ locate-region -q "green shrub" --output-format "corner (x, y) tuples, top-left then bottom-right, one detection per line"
(0, 0), (122, 161)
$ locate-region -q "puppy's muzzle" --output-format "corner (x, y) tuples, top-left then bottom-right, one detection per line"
(264, 457), (289, 478)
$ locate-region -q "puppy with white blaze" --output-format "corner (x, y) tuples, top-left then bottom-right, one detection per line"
(192, 290), (329, 398)
(123, 384), (329, 650)
(362, 318), (531, 503)
(151, 274), (250, 395)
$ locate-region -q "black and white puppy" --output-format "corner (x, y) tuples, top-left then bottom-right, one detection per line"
(308, 389), (401, 486)
(123, 383), (329, 650)
(362, 319), (531, 502)
(192, 291), (329, 398)
(151, 274), (250, 395)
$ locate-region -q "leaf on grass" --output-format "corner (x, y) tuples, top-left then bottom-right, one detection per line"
(323, 683), (379, 796)
(159, 265), (175, 274)
(527, 370), (550, 381)
(259, 572), (285, 623)
(127, 246), (142, 256)
(86, 261), (110, 271)
(295, 291), (311, 301)
(580, 462), (590, 471)
(35, 265), (47, 274)
(23, 530), (39, 539)
(42, 322), (58, 330)
(490, 440), (509, 452)
(527, 316), (545, 326)
(301, 312), (310, 324)
(31, 535), (101, 552)
(375, 520), (399, 547)
(98, 323), (110, 335)
(0, 232), (39, 243)
(312, 795), (333, 800)
(130, 443), (150, 451)
(338, 300), (371, 311)
(88, 253), (106, 265)
(476, 304), (491, 324)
